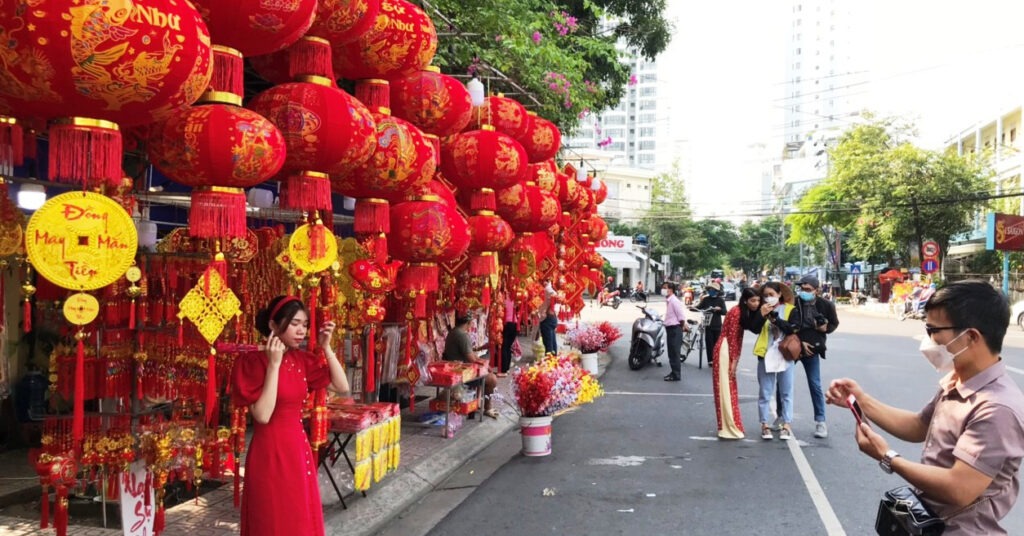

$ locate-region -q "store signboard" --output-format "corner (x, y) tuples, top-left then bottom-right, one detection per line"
(120, 460), (155, 536)
(595, 236), (632, 253)
(986, 213), (1024, 251)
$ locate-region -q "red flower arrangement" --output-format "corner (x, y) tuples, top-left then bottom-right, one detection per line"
(595, 321), (622, 351)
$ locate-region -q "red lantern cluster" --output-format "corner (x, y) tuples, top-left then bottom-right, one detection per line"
(389, 67), (474, 137)
(192, 0), (317, 57)
(520, 114), (562, 163)
(333, 0), (438, 80)
(495, 182), (561, 233)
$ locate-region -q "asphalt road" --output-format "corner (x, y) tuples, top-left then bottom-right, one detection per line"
(390, 299), (1024, 535)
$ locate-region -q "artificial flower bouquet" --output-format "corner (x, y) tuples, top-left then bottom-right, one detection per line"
(565, 322), (621, 353)
(509, 352), (604, 417)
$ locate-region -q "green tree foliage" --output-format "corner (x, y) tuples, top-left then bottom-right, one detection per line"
(787, 116), (992, 266)
(427, 0), (671, 132)
(730, 216), (800, 277)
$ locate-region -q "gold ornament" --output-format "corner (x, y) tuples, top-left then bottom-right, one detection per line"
(177, 267), (242, 345)
(288, 222), (339, 274)
(63, 293), (99, 325)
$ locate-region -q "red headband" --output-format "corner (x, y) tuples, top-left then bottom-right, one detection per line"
(269, 296), (302, 325)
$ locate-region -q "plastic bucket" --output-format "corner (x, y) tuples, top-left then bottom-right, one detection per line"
(520, 416), (553, 456)
(580, 353), (599, 376)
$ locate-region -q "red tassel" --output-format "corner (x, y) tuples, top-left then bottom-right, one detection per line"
(189, 188), (247, 240)
(470, 253), (497, 277)
(354, 198), (390, 234)
(107, 473), (119, 501)
(481, 284), (492, 309)
(205, 347), (218, 427)
(471, 189), (497, 211)
(309, 220), (327, 262)
(73, 334), (85, 450)
(307, 285), (318, 352)
(55, 488), (68, 536)
(355, 79), (391, 111)
(364, 326), (376, 394)
(154, 503), (165, 535)
(405, 327), (415, 411)
(233, 459), (241, 508)
(23, 298), (30, 333)
(40, 486), (49, 529)
(0, 117), (24, 170)
(178, 321), (184, 347)
(281, 171), (332, 211)
(129, 299), (136, 329)
(398, 263), (439, 293)
(289, 37), (334, 79)
(209, 46), (245, 97)
(48, 118), (122, 188)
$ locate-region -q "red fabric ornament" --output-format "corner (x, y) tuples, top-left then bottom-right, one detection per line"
(280, 171), (332, 212)
(468, 212), (514, 254)
(349, 260), (399, 293)
(390, 196), (469, 263)
(249, 76), (378, 176)
(590, 217), (609, 241)
(208, 46), (245, 97)
(495, 182), (561, 233)
(309, 0), (382, 45)
(519, 114), (562, 163)
(331, 112), (436, 203)
(594, 179), (609, 204)
(479, 95), (531, 139)
(192, 0), (316, 57)
(530, 160), (560, 193)
(333, 0), (437, 80)
(389, 67), (473, 137)
(440, 127), (528, 192)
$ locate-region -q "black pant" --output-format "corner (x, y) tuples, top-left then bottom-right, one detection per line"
(501, 321), (517, 373)
(705, 329), (721, 365)
(666, 325), (683, 375)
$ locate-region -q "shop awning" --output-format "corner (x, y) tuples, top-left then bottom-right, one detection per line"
(600, 251), (640, 269)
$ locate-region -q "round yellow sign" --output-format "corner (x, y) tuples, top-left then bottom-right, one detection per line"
(63, 293), (100, 325)
(25, 191), (138, 290)
(125, 266), (142, 283)
(288, 224), (338, 275)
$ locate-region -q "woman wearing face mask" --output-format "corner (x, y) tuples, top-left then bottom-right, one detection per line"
(749, 282), (799, 440)
(696, 282), (728, 367)
(710, 288), (761, 439)
(231, 296), (351, 536)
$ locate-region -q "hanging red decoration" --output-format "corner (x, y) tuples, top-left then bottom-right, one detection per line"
(389, 67), (473, 137)
(440, 127), (528, 192)
(390, 196), (469, 263)
(479, 95), (531, 139)
(333, 0), (438, 80)
(495, 182), (561, 233)
(519, 113), (562, 163)
(309, 0), (382, 45)
(530, 160), (559, 193)
(191, 0), (317, 57)
(590, 217), (609, 241)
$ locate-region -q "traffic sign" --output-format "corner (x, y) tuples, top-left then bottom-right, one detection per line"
(922, 241), (940, 259)
(922, 258), (939, 274)
(851, 264), (861, 274)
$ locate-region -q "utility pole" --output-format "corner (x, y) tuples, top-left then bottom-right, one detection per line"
(911, 198), (925, 265)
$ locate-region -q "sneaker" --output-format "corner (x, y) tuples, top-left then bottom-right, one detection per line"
(772, 416), (785, 431)
(663, 373), (681, 382)
(761, 426), (773, 440)
(814, 422), (828, 438)
(779, 426), (793, 440)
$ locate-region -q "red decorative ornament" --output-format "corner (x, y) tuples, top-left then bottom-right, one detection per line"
(0, 0), (214, 186)
(496, 182), (561, 233)
(309, 0), (382, 45)
(530, 160), (559, 192)
(192, 0), (316, 57)
(389, 67), (473, 137)
(590, 217), (609, 241)
(519, 113), (562, 163)
(440, 127), (528, 192)
(333, 0), (438, 80)
(331, 111), (436, 203)
(479, 95), (530, 139)
(468, 211), (513, 277)
(390, 196), (469, 263)
(594, 178), (609, 204)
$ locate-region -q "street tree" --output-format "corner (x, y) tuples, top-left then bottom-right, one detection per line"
(730, 216), (799, 278)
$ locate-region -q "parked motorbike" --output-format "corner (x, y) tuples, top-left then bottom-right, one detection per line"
(628, 305), (665, 370)
(628, 289), (647, 302)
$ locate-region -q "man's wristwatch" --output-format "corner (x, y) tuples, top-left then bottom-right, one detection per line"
(880, 450), (900, 474)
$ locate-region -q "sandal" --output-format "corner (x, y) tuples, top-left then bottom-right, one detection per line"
(484, 408), (500, 420)
(761, 426), (773, 440)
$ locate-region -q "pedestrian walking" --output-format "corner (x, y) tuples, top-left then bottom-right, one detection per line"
(827, 280), (1024, 535)
(711, 288), (761, 438)
(793, 275), (839, 438)
(750, 282), (798, 441)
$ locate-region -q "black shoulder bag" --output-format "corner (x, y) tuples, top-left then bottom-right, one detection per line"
(876, 486), (989, 536)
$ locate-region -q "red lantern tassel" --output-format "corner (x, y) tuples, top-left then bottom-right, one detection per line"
(399, 263), (440, 293)
(73, 333), (85, 450)
(413, 292), (427, 318)
(355, 79), (391, 111)
(23, 126), (37, 160)
(481, 283), (491, 309)
(281, 171), (332, 212)
(48, 118), (122, 188)
(309, 219), (327, 262)
(40, 485), (49, 529)
(307, 285), (318, 352)
(205, 347), (218, 428)
(354, 198), (390, 234)
(364, 326), (376, 394)
(189, 187), (247, 240)
(210, 46), (245, 97)
(55, 488), (68, 536)
(23, 298), (30, 333)
(471, 189), (496, 211)
(129, 298), (136, 329)
(289, 37), (334, 79)
(154, 502), (165, 535)
(178, 321), (184, 347)
(0, 117), (24, 170)
(470, 253), (497, 277)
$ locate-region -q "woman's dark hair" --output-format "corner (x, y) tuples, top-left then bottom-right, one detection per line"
(924, 280), (1009, 353)
(255, 296), (307, 337)
(739, 287), (759, 329)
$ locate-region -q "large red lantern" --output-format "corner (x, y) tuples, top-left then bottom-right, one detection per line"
(148, 92), (287, 239)
(191, 0), (316, 57)
(589, 217), (609, 241)
(331, 111), (436, 203)
(496, 182), (561, 233)
(333, 0), (437, 80)
(0, 0), (214, 186)
(529, 160), (559, 192)
(520, 113), (562, 163)
(389, 67), (473, 137)
(391, 196), (469, 262)
(309, 0), (382, 45)
(594, 178), (609, 204)
(479, 95), (530, 139)
(468, 211), (513, 276)
(440, 127), (528, 193)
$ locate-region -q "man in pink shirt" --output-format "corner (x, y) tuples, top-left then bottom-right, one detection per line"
(827, 281), (1024, 534)
(662, 281), (687, 382)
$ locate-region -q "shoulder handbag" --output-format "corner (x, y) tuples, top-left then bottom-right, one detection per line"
(875, 486), (945, 535)
(778, 306), (803, 361)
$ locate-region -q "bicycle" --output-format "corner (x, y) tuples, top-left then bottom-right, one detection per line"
(681, 308), (713, 369)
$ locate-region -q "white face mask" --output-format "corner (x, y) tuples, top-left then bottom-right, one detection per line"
(764, 295), (779, 306)
(919, 331), (969, 373)
(661, 289), (670, 297)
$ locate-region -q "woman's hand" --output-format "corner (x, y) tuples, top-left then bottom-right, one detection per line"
(317, 321), (336, 350)
(760, 303), (774, 316)
(266, 334), (285, 368)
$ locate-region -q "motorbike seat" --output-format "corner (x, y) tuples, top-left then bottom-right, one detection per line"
(686, 319), (698, 325)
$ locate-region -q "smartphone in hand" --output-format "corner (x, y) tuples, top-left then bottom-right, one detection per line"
(846, 394), (865, 425)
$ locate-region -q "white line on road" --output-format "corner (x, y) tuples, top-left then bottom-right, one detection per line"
(605, 391), (758, 399)
(785, 438), (846, 535)
(1007, 365), (1024, 376)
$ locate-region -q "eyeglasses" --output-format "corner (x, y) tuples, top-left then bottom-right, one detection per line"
(924, 326), (963, 336)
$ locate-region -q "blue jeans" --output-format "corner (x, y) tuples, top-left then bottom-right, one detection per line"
(799, 353), (827, 423)
(540, 314), (558, 354)
(758, 358), (795, 425)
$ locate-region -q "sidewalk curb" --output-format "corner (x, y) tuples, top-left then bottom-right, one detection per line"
(337, 349), (615, 536)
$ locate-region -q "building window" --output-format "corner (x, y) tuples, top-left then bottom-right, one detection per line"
(1011, 128), (1017, 143)
(639, 127), (655, 137)
(639, 140), (655, 150)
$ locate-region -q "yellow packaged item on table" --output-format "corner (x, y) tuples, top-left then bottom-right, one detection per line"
(355, 429), (370, 462)
(354, 459), (372, 492)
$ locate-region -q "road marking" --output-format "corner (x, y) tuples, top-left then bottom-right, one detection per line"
(1007, 366), (1024, 376)
(689, 436), (758, 443)
(785, 438), (846, 535)
(606, 391), (758, 399)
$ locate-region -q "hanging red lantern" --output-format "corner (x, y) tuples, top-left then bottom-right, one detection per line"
(389, 67), (473, 137)
(309, 0), (382, 45)
(191, 0), (316, 57)
(590, 217), (609, 241)
(390, 196), (469, 262)
(530, 160), (559, 192)
(479, 95), (531, 139)
(496, 182), (561, 233)
(440, 127), (528, 194)
(0, 0), (213, 186)
(519, 113), (562, 163)
(557, 171), (582, 208)
(594, 178), (609, 204)
(467, 211), (513, 276)
(333, 0), (437, 80)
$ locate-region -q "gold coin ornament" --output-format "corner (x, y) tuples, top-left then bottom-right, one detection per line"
(63, 293), (100, 326)
(288, 223), (338, 274)
(25, 191), (138, 291)
(125, 266), (142, 283)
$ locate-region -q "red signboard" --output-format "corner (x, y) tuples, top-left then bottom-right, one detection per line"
(987, 213), (1024, 251)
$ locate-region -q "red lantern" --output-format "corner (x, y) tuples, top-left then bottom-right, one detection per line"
(0, 0), (213, 186)
(530, 160), (559, 192)
(331, 111), (436, 203)
(520, 113), (562, 163)
(192, 0), (316, 57)
(496, 182), (561, 233)
(595, 178), (609, 204)
(333, 0), (437, 80)
(590, 217), (609, 241)
(468, 211), (513, 276)
(389, 67), (473, 137)
(479, 95), (530, 139)
(390, 196), (469, 263)
(309, 0), (382, 45)
(440, 127), (528, 192)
